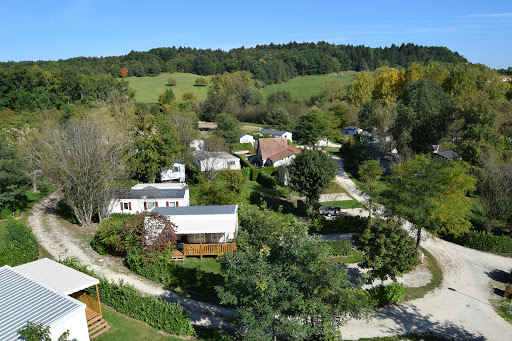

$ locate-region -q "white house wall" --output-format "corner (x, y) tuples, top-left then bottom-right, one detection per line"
(110, 196), (189, 214)
(200, 158), (241, 171)
(161, 163), (186, 182)
(167, 214), (238, 236)
(50, 308), (90, 341)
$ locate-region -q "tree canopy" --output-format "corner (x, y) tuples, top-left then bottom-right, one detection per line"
(217, 205), (372, 340)
(293, 109), (330, 145)
(381, 154), (476, 248)
(289, 149), (337, 214)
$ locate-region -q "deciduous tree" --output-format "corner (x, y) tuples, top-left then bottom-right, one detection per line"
(358, 160), (384, 222)
(119, 67), (128, 78)
(289, 149), (337, 215)
(382, 155), (476, 249)
(214, 113), (241, 144)
(293, 109), (329, 145)
(356, 219), (419, 282)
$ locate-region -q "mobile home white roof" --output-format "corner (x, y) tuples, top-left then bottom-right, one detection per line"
(152, 205), (238, 234)
(0, 265), (85, 341)
(14, 258), (99, 295)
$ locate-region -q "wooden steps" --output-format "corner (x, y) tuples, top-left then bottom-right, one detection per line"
(171, 250), (185, 262)
(86, 308), (110, 339)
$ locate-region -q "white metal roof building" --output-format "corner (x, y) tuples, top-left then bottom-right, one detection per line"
(0, 264), (91, 341)
(151, 205), (238, 244)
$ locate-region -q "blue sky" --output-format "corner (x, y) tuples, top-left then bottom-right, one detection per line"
(2, 0), (511, 69)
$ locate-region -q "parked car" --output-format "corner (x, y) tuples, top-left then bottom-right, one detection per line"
(318, 206), (341, 216)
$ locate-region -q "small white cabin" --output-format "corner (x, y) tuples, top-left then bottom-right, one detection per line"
(161, 161), (185, 182)
(110, 184), (189, 214)
(239, 133), (255, 145)
(190, 151), (241, 172)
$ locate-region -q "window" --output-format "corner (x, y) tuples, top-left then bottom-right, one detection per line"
(146, 201), (156, 210)
(123, 203), (129, 210)
(173, 166), (181, 173)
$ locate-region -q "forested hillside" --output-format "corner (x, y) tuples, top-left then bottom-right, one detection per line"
(1, 42), (466, 86)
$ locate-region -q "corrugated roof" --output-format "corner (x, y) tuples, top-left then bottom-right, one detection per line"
(15, 258), (99, 295)
(116, 188), (186, 200)
(434, 150), (460, 160)
(152, 205), (237, 216)
(261, 129), (289, 136)
(0, 266), (84, 341)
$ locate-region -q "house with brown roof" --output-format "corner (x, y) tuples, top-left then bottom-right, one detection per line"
(256, 138), (301, 167)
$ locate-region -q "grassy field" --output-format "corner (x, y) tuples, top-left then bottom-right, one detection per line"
(126, 72), (211, 104)
(261, 72), (358, 101)
(126, 71), (357, 104)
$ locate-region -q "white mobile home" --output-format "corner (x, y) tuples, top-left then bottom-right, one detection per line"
(110, 184), (189, 214)
(260, 129), (293, 141)
(189, 151), (241, 172)
(1, 258), (108, 341)
(160, 161), (186, 182)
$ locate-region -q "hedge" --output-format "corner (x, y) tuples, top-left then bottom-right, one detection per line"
(257, 172), (276, 189)
(365, 282), (404, 306)
(126, 250), (223, 294)
(0, 219), (38, 267)
(451, 230), (512, 253)
(233, 153), (253, 168)
(60, 258), (195, 336)
(323, 240), (352, 256)
(319, 215), (370, 232)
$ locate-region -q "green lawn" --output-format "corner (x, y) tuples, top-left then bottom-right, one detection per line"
(320, 199), (362, 209)
(333, 250), (364, 264)
(126, 72), (211, 104)
(261, 72), (358, 102)
(177, 257), (221, 274)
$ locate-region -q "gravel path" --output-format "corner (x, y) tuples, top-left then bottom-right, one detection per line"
(332, 156), (512, 341)
(27, 192), (235, 329)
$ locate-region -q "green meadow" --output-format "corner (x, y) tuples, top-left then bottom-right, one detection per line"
(127, 71), (358, 104)
(126, 73), (211, 104)
(261, 71), (358, 101)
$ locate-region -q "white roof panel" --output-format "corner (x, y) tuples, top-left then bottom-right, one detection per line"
(0, 266), (85, 341)
(14, 258), (99, 295)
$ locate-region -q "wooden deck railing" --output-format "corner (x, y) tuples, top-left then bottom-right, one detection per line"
(183, 243), (236, 256)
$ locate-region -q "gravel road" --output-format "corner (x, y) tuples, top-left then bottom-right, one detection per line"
(332, 156), (512, 341)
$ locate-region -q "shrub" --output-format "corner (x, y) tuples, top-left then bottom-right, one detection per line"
(91, 212), (177, 259)
(167, 77), (177, 86)
(296, 200), (309, 217)
(195, 77), (208, 86)
(231, 142), (253, 151)
(182, 92), (196, 101)
(320, 215), (370, 231)
(257, 172), (276, 189)
(451, 230), (512, 253)
(323, 240), (352, 256)
(250, 168), (260, 181)
(366, 282), (404, 306)
(60, 258), (195, 336)
(0, 219), (38, 267)
(241, 167), (251, 179)
(249, 191), (262, 204)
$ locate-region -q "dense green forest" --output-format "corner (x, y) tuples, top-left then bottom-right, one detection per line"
(1, 42), (466, 86)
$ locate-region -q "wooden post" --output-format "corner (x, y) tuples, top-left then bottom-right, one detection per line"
(95, 284), (102, 317)
(199, 234), (203, 260)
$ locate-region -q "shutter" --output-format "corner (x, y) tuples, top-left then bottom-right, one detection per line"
(176, 201), (179, 207)
(166, 201), (169, 207)
(144, 202), (147, 210)
(120, 202), (123, 211)
(155, 202), (158, 207)
(128, 202), (132, 211)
